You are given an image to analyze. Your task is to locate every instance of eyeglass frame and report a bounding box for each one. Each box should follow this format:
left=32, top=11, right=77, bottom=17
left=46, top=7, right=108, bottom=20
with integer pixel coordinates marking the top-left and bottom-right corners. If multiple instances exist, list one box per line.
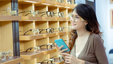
left=0, top=50, right=13, bottom=61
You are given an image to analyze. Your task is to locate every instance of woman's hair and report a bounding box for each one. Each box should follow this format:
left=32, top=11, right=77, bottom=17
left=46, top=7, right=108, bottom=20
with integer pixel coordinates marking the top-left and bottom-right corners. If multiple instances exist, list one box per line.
left=69, top=4, right=103, bottom=52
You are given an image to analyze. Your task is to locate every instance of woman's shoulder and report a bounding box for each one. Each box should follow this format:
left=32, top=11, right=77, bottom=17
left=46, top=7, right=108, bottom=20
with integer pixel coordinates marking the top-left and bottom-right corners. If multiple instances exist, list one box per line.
left=90, top=33, right=100, bottom=39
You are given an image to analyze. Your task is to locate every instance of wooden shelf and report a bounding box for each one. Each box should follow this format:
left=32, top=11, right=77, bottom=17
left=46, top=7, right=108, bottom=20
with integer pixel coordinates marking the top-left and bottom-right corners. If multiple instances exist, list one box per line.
left=53, top=58, right=65, bottom=64
left=18, top=0, right=42, bottom=3
left=42, top=17, right=57, bottom=21
left=56, top=32, right=67, bottom=35
left=66, top=17, right=70, bottom=21
left=0, top=16, right=21, bottom=21
left=0, top=0, right=11, bottom=1
left=41, top=0, right=54, bottom=5
left=65, top=4, right=76, bottom=9
left=57, top=17, right=66, bottom=21
left=56, top=61, right=65, bottom=64
left=21, top=16, right=42, bottom=21
left=55, top=2, right=65, bottom=7
left=20, top=51, right=44, bottom=60
left=0, top=56, right=23, bottom=64
left=43, top=33, right=57, bottom=37
left=19, top=34, right=44, bottom=41
left=41, top=48, right=57, bottom=55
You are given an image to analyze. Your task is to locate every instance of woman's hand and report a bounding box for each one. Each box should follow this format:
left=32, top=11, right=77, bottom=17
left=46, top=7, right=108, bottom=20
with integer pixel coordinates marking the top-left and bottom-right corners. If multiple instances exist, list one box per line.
left=55, top=43, right=68, bottom=54
left=61, top=53, right=85, bottom=64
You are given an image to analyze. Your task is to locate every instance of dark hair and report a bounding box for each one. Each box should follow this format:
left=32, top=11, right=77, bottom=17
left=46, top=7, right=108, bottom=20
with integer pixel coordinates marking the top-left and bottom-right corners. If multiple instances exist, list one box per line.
left=69, top=4, right=103, bottom=52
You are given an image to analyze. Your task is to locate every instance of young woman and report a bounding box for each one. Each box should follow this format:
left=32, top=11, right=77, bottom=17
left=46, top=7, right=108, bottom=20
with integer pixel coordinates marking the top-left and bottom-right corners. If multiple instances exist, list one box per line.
left=56, top=4, right=109, bottom=64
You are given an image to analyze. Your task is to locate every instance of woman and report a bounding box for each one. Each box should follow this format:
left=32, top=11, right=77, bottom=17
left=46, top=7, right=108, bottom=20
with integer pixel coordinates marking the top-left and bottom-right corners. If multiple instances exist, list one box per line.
left=55, top=4, right=108, bottom=64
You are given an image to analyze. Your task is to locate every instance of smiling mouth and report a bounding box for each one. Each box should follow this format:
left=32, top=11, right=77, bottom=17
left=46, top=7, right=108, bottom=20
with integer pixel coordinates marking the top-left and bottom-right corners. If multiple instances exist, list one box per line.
left=72, top=24, right=76, bottom=26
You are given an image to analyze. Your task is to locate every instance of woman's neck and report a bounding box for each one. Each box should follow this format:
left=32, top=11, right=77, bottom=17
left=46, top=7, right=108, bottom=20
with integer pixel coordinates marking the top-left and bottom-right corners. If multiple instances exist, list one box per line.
left=76, top=28, right=90, bottom=38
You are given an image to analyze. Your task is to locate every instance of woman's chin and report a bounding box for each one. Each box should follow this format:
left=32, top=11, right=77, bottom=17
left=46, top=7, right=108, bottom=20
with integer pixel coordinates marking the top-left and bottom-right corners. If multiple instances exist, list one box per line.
left=71, top=26, right=77, bottom=30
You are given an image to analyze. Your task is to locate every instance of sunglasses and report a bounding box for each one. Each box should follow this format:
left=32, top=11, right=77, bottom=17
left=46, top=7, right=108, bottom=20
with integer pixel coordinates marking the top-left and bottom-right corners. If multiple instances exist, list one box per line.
left=0, top=50, right=13, bottom=61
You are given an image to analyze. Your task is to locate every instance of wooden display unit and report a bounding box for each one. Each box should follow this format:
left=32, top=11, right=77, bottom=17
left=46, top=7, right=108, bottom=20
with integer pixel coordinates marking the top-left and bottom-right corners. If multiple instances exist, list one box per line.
left=0, top=0, right=76, bottom=64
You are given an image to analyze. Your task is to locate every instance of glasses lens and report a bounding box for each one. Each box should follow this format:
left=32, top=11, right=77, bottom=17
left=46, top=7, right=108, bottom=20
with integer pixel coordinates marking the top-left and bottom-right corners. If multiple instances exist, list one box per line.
left=6, top=50, right=13, bottom=58
left=0, top=52, right=6, bottom=61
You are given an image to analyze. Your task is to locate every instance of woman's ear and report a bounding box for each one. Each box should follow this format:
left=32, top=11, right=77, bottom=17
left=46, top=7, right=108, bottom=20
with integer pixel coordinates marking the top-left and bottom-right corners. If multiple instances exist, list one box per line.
left=84, top=21, right=88, bottom=25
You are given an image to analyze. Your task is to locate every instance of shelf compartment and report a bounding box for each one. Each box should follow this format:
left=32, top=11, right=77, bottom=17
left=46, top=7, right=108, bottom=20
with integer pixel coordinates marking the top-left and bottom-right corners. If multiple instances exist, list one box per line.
left=41, top=0, right=54, bottom=5
left=0, top=1, right=11, bottom=16
left=0, top=16, right=21, bottom=21
left=19, top=21, right=34, bottom=35
left=18, top=3, right=33, bottom=16
left=55, top=2, right=65, bottom=7
left=41, top=48, right=57, bottom=55
left=65, top=4, right=76, bottom=9
left=20, top=51, right=44, bottom=60
left=0, top=56, right=23, bottom=64
left=56, top=32, right=67, bottom=36
left=43, top=33, right=57, bottom=37
left=21, top=16, right=42, bottom=21
left=0, top=21, right=13, bottom=52
left=19, top=34, right=44, bottom=41
left=42, top=17, right=57, bottom=21
left=18, top=0, right=42, bottom=3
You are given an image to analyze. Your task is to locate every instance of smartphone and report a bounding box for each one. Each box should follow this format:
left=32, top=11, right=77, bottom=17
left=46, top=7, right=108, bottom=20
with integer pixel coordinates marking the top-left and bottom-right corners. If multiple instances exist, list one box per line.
left=54, top=39, right=70, bottom=52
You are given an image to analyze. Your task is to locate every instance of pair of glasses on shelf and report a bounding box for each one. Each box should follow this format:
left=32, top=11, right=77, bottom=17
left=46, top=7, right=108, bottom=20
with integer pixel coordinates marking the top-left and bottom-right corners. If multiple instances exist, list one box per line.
left=0, top=7, right=17, bottom=16
left=36, top=11, right=64, bottom=18
left=37, top=58, right=55, bottom=64
left=25, top=43, right=55, bottom=52
left=22, top=28, right=55, bottom=35
left=50, top=55, right=65, bottom=62
left=67, top=0, right=72, bottom=4
left=22, top=26, right=71, bottom=35
left=18, top=10, right=35, bottom=16
left=0, top=50, right=13, bottom=61
left=56, top=0, right=64, bottom=3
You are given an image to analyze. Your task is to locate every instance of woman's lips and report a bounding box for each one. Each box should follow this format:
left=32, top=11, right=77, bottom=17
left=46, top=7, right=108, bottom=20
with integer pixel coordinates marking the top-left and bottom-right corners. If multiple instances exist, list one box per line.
left=72, top=24, right=76, bottom=26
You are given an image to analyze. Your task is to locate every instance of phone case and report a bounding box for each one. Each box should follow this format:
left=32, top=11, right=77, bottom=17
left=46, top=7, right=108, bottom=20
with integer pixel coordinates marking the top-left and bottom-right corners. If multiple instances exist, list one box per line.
left=54, top=39, right=70, bottom=52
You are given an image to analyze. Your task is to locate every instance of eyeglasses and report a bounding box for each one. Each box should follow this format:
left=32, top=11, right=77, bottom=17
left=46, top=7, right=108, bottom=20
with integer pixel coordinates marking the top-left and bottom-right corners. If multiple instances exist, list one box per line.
left=0, top=50, right=13, bottom=61
left=70, top=14, right=85, bottom=22
left=25, top=43, right=55, bottom=52
left=22, top=27, right=71, bottom=35
left=50, top=55, right=65, bottom=62
left=18, top=10, right=36, bottom=16
left=56, top=0, right=64, bottom=3
left=67, top=0, right=72, bottom=4
left=0, top=7, right=17, bottom=16
left=37, top=58, right=55, bottom=64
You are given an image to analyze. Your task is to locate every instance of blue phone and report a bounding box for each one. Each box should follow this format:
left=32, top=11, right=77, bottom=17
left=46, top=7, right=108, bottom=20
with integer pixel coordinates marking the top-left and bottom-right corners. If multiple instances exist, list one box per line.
left=54, top=39, right=70, bottom=52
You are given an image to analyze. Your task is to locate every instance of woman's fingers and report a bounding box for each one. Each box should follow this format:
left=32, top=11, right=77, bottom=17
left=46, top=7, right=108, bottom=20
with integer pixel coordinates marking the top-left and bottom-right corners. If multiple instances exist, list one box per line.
left=59, top=45, right=64, bottom=50
left=60, top=48, right=68, bottom=53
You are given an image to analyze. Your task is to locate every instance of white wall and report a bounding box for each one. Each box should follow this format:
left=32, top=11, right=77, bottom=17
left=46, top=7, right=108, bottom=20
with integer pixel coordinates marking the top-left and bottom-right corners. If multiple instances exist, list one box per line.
left=96, top=0, right=113, bottom=57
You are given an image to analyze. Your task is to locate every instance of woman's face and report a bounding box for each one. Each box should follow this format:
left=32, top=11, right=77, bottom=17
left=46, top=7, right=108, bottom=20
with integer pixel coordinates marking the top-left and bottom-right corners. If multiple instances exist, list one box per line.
left=70, top=10, right=87, bottom=30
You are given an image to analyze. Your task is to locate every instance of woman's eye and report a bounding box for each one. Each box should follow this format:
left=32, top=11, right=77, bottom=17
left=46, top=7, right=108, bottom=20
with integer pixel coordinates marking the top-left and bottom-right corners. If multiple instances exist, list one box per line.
left=76, top=16, right=79, bottom=18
